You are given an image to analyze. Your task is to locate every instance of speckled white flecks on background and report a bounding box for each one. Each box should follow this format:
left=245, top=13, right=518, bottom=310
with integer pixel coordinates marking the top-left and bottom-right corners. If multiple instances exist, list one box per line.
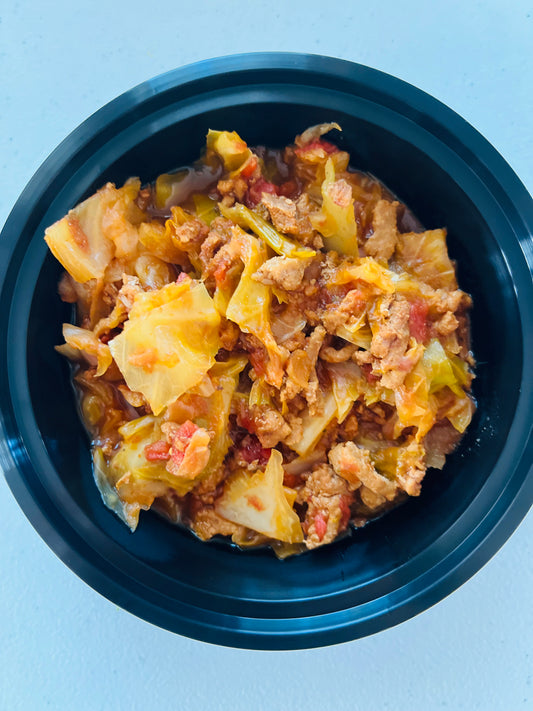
left=0, top=2, right=532, bottom=710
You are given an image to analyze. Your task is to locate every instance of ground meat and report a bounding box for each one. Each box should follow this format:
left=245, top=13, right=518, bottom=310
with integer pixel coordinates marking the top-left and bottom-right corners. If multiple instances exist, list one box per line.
left=217, top=176, right=248, bottom=204
left=364, top=200, right=399, bottom=260
left=370, top=295, right=412, bottom=388
left=299, top=464, right=354, bottom=550
left=434, top=310, right=459, bottom=336
left=253, top=256, right=308, bottom=291
left=252, top=406, right=292, bottom=448
left=199, top=217, right=234, bottom=270
left=117, top=274, right=143, bottom=311
left=282, top=326, right=326, bottom=412
left=395, top=441, right=426, bottom=496
left=429, top=288, right=471, bottom=314
left=328, top=442, right=397, bottom=500
left=191, top=507, right=247, bottom=541
left=261, top=193, right=312, bottom=235
left=169, top=216, right=208, bottom=249
left=321, top=289, right=366, bottom=335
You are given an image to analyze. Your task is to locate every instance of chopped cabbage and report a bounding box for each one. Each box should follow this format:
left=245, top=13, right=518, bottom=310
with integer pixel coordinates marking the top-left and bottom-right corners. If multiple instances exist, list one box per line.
left=206, top=129, right=252, bottom=171
left=294, top=122, right=342, bottom=147
left=138, top=221, right=185, bottom=264
left=57, top=323, right=112, bottom=376
left=44, top=185, right=116, bottom=283
left=396, top=229, right=457, bottom=290
left=108, top=279, right=220, bottom=415
left=291, top=391, right=338, bottom=456
left=92, top=447, right=143, bottom=531
left=335, top=312, right=373, bottom=349
left=215, top=450, right=303, bottom=543
left=193, top=193, right=218, bottom=225
left=311, top=158, right=358, bottom=255
left=224, top=228, right=286, bottom=386
left=334, top=257, right=396, bottom=293
left=220, top=203, right=316, bottom=259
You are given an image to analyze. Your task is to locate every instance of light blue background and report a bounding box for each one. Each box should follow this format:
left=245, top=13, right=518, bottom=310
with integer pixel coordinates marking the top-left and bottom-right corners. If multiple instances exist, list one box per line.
left=1, top=2, right=531, bottom=709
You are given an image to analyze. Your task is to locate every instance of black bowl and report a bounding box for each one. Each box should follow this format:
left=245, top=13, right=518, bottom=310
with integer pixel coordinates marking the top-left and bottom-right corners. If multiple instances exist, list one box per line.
left=1, top=54, right=532, bottom=650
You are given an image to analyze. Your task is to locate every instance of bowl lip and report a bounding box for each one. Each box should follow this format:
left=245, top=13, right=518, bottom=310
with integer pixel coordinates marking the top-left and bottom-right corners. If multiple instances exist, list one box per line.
left=1, top=52, right=532, bottom=650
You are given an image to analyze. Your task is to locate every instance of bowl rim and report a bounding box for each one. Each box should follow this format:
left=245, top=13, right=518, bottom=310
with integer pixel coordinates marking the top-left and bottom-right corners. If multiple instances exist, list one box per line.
left=1, top=52, right=532, bottom=650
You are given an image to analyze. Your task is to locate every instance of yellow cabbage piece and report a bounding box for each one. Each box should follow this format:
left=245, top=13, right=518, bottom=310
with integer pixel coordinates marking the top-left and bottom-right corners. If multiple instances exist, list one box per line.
left=333, top=257, right=396, bottom=293
left=57, top=323, right=112, bottom=376
left=395, top=339, right=473, bottom=438
left=92, top=447, right=144, bottom=531
left=206, top=129, right=252, bottom=171
left=396, top=229, right=457, bottom=290
left=110, top=415, right=193, bottom=491
left=215, top=450, right=303, bottom=543
left=193, top=193, right=218, bottom=225
left=422, top=338, right=462, bottom=395
left=291, top=390, right=338, bottom=457
left=108, top=278, right=221, bottom=415
left=311, top=158, right=358, bottom=255
left=220, top=203, right=316, bottom=259
left=327, top=362, right=394, bottom=423
left=45, top=180, right=142, bottom=282
left=138, top=221, right=185, bottom=264
left=224, top=228, right=286, bottom=386
left=335, top=312, right=373, bottom=349
left=44, top=186, right=116, bottom=283
left=199, top=357, right=247, bottom=479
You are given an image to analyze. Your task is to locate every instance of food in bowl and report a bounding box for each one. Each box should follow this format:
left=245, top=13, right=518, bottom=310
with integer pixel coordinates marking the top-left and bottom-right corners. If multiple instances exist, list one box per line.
left=44, top=123, right=475, bottom=556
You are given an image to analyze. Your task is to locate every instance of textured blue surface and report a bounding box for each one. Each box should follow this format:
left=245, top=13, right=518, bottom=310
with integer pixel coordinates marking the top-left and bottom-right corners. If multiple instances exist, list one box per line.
left=1, top=1, right=532, bottom=709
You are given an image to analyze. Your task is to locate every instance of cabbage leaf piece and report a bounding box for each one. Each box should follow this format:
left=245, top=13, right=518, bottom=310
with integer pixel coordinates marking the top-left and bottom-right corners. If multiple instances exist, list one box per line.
left=333, top=257, right=396, bottom=293
left=395, top=338, right=474, bottom=439
left=396, top=229, right=457, bottom=290
left=291, top=390, right=338, bottom=457
left=220, top=203, right=316, bottom=259
left=223, top=228, right=286, bottom=387
left=199, top=357, right=248, bottom=480
left=108, top=278, right=220, bottom=415
left=206, top=129, right=252, bottom=171
left=215, top=450, right=303, bottom=543
left=311, top=158, right=358, bottom=256
left=44, top=180, right=142, bottom=282
left=93, top=417, right=177, bottom=532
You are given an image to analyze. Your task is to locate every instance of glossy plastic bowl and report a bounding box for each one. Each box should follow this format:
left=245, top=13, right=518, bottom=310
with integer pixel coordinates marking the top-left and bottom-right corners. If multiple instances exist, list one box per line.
left=1, top=54, right=532, bottom=650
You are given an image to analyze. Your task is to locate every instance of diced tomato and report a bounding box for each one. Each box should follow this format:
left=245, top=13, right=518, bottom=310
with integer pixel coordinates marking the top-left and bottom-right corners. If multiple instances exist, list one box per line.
left=246, top=494, right=266, bottom=511
left=409, top=299, right=429, bottom=343
left=240, top=155, right=258, bottom=180
left=278, top=179, right=298, bottom=198
left=245, top=177, right=278, bottom=208
left=295, top=139, right=339, bottom=156
left=314, top=512, right=328, bottom=541
left=361, top=363, right=379, bottom=384
left=213, top=260, right=230, bottom=286
left=144, top=440, right=171, bottom=461
left=175, top=420, right=199, bottom=441
left=248, top=346, right=267, bottom=378
left=240, top=434, right=271, bottom=466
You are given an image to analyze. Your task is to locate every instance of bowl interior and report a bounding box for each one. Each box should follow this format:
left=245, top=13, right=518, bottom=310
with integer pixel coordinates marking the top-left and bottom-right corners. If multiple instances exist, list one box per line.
left=21, top=98, right=522, bottom=611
